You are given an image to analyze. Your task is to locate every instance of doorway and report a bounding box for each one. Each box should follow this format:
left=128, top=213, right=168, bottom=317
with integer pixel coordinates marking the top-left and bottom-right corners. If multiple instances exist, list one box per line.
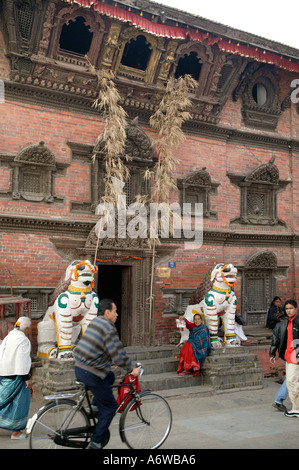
left=97, top=265, right=131, bottom=345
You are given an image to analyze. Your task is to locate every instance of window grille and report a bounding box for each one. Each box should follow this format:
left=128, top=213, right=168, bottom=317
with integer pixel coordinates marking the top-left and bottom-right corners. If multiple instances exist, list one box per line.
left=247, top=278, right=266, bottom=312
left=23, top=173, right=41, bottom=194
left=17, top=2, right=34, bottom=40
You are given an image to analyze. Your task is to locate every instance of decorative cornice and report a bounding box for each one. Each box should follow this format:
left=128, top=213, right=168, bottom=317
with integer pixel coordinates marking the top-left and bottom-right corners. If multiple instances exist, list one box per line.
left=0, top=214, right=95, bottom=236
left=4, top=79, right=299, bottom=152
left=1, top=213, right=299, bottom=246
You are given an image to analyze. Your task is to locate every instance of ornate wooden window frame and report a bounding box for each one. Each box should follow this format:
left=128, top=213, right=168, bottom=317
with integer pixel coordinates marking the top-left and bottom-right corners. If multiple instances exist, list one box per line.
left=238, top=250, right=288, bottom=325
left=113, top=28, right=165, bottom=83
left=0, top=142, right=68, bottom=204
left=0, top=286, right=54, bottom=320
left=13, top=0, right=43, bottom=55
left=70, top=120, right=156, bottom=213
left=47, top=5, right=106, bottom=68
left=233, top=63, right=286, bottom=130
left=228, top=157, right=290, bottom=227
left=177, top=167, right=219, bottom=219
left=173, top=42, right=212, bottom=96
left=161, top=288, right=196, bottom=316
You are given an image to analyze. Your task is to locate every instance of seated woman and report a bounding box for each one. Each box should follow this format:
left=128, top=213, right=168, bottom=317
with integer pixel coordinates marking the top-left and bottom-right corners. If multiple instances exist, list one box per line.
left=266, top=296, right=284, bottom=329
left=177, top=314, right=211, bottom=376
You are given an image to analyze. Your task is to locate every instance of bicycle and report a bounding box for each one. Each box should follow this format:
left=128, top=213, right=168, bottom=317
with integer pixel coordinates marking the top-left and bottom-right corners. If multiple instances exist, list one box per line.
left=26, top=366, right=172, bottom=449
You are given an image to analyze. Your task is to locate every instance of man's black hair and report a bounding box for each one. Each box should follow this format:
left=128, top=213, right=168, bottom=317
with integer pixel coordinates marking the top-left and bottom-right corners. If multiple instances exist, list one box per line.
left=98, top=298, right=114, bottom=316
left=284, top=299, right=298, bottom=311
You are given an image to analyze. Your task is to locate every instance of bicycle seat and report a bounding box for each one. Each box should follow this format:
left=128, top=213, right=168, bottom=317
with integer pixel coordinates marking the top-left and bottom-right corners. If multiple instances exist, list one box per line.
left=75, top=381, right=88, bottom=390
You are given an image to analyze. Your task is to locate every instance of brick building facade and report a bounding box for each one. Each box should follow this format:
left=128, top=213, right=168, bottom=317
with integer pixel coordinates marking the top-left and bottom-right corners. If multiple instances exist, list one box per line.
left=0, top=0, right=299, bottom=352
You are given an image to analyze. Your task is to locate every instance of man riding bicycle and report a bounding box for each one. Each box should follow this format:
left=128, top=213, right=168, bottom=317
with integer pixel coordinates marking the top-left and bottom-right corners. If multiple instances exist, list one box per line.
left=74, top=298, right=140, bottom=449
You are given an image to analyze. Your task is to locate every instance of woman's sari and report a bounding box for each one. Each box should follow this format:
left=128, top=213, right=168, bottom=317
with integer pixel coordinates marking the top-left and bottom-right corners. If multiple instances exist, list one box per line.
left=177, top=322, right=211, bottom=376
left=0, top=376, right=30, bottom=431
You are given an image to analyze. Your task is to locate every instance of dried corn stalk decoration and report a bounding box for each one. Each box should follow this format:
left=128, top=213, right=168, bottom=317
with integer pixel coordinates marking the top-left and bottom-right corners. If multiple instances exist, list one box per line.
left=146, top=75, right=197, bottom=332
left=90, top=65, right=130, bottom=203
left=87, top=61, right=130, bottom=263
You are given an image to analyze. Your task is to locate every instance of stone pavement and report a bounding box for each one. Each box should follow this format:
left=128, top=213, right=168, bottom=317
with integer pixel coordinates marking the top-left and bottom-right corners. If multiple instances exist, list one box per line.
left=0, top=376, right=298, bottom=450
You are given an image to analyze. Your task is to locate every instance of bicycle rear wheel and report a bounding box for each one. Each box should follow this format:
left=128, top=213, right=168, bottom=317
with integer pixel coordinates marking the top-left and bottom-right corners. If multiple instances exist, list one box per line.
left=29, top=399, right=90, bottom=449
left=119, top=392, right=172, bottom=449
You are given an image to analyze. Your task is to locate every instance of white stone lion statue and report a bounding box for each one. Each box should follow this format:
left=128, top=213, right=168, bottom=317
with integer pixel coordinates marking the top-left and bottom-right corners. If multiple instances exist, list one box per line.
left=38, top=260, right=99, bottom=360
left=181, top=263, right=239, bottom=348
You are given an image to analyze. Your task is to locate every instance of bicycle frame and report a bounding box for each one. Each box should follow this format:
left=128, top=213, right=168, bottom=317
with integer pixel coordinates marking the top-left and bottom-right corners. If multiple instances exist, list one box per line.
left=28, top=377, right=152, bottom=449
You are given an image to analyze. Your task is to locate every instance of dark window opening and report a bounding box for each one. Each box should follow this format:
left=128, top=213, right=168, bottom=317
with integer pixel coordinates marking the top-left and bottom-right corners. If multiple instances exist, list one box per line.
left=252, top=83, right=267, bottom=106
left=59, top=16, right=93, bottom=56
left=175, top=51, right=202, bottom=81
left=121, top=35, right=151, bottom=70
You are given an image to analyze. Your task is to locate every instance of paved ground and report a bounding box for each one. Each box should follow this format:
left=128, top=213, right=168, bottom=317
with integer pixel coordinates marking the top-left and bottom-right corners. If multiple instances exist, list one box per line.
left=0, top=376, right=298, bottom=451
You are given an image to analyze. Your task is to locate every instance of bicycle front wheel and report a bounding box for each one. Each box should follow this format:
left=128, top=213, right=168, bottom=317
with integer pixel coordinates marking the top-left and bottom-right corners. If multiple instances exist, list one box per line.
left=29, top=399, right=90, bottom=449
left=119, top=392, right=172, bottom=449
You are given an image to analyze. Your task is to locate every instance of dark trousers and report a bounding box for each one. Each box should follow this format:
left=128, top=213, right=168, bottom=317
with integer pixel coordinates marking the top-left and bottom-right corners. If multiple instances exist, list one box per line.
left=75, top=366, right=118, bottom=444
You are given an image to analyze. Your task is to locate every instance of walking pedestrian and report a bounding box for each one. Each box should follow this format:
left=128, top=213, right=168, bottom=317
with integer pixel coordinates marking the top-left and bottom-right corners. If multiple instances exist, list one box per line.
left=0, top=316, right=33, bottom=439
left=270, top=299, right=299, bottom=417
left=272, top=374, right=288, bottom=412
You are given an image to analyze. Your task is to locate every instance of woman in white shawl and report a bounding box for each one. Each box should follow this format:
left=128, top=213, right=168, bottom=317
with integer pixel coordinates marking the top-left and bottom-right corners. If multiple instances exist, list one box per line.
left=0, top=316, right=33, bottom=439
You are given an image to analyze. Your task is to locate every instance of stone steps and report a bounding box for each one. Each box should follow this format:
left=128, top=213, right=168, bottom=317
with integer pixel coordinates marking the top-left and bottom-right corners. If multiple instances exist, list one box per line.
left=127, top=345, right=263, bottom=394
left=33, top=329, right=268, bottom=395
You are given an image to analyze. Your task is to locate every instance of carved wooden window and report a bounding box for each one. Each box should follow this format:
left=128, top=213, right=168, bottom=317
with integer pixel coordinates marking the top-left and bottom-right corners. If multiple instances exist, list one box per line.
left=174, top=51, right=202, bottom=81
left=252, top=83, right=267, bottom=106
left=114, top=28, right=163, bottom=83
left=16, top=1, right=35, bottom=41
left=59, top=16, right=93, bottom=56
left=98, top=123, right=153, bottom=205
left=49, top=7, right=105, bottom=67
left=121, top=35, right=152, bottom=71
left=233, top=63, right=283, bottom=130
left=70, top=121, right=155, bottom=213
left=228, top=157, right=289, bottom=227
left=0, top=286, right=53, bottom=320
left=162, top=288, right=195, bottom=316
left=13, top=0, right=41, bottom=56
left=177, top=167, right=219, bottom=219
left=247, top=276, right=268, bottom=312
left=239, top=250, right=287, bottom=326
left=7, top=142, right=65, bottom=204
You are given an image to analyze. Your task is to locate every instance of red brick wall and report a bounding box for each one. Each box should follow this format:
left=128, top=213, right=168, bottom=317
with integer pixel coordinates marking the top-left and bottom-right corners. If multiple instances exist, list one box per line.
left=1, top=29, right=299, bottom=348
left=251, top=347, right=285, bottom=378
left=0, top=232, right=68, bottom=286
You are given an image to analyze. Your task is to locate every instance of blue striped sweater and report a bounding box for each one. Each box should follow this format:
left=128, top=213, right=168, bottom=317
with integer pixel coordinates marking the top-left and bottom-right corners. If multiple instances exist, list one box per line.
left=74, top=316, right=133, bottom=379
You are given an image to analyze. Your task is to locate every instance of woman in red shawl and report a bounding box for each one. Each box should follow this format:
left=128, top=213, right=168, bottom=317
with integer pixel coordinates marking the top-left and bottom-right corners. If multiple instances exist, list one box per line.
left=177, top=314, right=211, bottom=376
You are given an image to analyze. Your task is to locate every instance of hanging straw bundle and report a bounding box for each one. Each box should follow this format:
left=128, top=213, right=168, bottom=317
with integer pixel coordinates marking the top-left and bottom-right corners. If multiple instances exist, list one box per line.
left=145, top=74, right=197, bottom=239
left=89, top=63, right=130, bottom=205
left=145, top=74, right=197, bottom=332
left=87, top=61, right=131, bottom=263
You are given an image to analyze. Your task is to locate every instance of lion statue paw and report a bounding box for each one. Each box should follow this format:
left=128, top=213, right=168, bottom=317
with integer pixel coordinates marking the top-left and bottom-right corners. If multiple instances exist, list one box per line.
left=48, top=347, right=74, bottom=360
left=211, top=339, right=223, bottom=348
left=225, top=339, right=240, bottom=347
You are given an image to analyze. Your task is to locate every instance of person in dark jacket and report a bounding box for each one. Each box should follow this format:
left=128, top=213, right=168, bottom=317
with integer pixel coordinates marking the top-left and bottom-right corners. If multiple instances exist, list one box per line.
left=266, top=296, right=284, bottom=329
left=74, top=298, right=140, bottom=448
left=270, top=299, right=299, bottom=417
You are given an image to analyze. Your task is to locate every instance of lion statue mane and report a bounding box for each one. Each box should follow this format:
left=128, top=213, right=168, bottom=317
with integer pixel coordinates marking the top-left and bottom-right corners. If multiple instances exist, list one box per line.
left=181, top=263, right=239, bottom=348
left=37, top=260, right=99, bottom=360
